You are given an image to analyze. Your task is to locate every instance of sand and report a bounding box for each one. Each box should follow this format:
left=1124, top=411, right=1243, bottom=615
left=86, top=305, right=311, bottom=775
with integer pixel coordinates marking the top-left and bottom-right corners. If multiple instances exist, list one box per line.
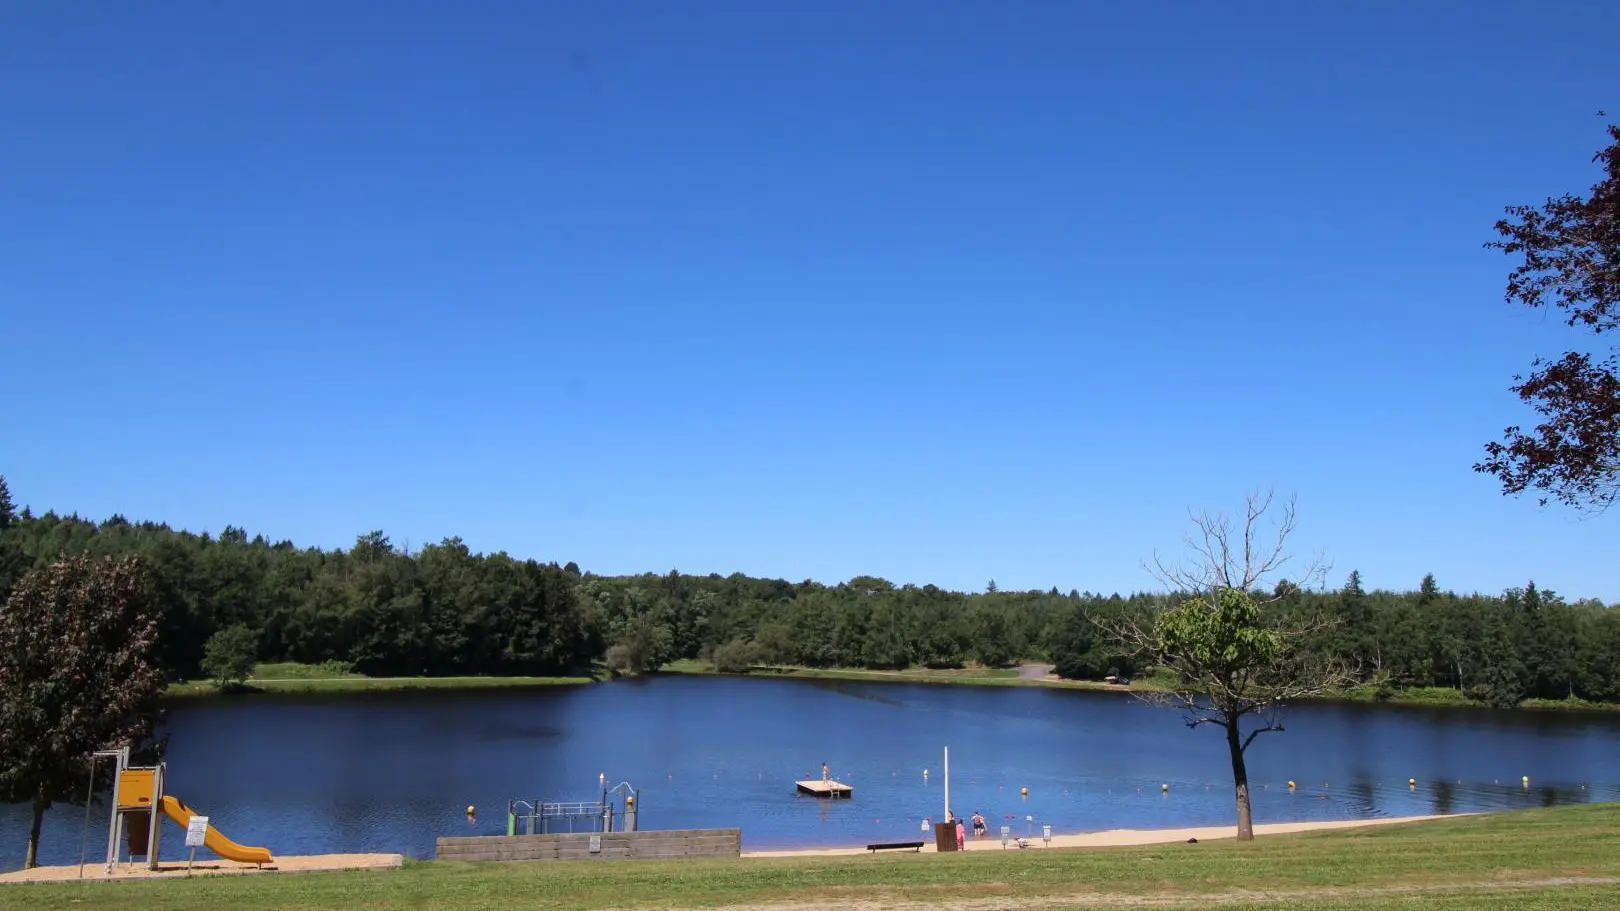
left=741, top=813, right=1462, bottom=857
left=1, top=814, right=1462, bottom=881
left=0, top=852, right=404, bottom=884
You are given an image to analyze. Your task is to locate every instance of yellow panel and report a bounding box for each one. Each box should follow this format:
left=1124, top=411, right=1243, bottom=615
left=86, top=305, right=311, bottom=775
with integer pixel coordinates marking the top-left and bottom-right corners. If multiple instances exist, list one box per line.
left=117, top=768, right=156, bottom=809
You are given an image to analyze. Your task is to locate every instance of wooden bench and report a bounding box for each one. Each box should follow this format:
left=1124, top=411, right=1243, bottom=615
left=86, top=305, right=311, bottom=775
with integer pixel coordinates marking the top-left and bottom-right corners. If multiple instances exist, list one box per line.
left=866, top=841, right=925, bottom=853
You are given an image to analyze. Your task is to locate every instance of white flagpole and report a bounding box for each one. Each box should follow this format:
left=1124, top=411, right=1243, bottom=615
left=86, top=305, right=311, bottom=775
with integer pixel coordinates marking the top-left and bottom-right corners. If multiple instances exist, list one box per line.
left=943, top=746, right=950, bottom=821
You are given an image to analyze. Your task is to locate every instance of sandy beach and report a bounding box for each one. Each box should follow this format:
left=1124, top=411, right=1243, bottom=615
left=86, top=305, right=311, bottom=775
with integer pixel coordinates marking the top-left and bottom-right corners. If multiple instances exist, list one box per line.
left=741, top=813, right=1461, bottom=857
left=0, top=853, right=404, bottom=884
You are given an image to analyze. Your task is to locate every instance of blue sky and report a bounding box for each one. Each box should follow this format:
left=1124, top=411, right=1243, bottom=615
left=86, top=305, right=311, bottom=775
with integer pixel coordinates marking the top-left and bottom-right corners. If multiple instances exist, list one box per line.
left=3, top=1, right=1617, bottom=601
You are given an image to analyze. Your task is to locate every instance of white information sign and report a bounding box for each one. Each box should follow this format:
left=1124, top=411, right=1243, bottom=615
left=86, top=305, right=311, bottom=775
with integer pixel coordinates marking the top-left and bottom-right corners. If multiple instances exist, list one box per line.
left=185, top=816, right=210, bottom=848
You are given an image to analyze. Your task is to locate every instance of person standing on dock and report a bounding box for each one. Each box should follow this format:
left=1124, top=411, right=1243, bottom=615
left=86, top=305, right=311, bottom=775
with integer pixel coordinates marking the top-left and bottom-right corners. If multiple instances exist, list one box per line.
left=822, top=762, right=830, bottom=784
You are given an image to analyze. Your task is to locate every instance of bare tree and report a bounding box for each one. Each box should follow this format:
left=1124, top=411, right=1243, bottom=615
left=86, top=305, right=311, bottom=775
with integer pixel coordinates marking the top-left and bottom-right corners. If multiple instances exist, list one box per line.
left=1103, top=490, right=1353, bottom=841
left=1145, top=489, right=1330, bottom=598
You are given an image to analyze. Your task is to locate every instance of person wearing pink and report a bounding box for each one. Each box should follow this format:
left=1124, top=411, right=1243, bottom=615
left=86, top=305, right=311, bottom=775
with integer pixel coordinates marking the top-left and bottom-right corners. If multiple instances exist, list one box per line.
left=955, top=818, right=966, bottom=850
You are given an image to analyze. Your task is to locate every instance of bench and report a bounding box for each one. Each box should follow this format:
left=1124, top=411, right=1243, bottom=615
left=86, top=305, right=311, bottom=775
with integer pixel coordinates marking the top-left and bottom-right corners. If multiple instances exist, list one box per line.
left=866, top=841, right=925, bottom=853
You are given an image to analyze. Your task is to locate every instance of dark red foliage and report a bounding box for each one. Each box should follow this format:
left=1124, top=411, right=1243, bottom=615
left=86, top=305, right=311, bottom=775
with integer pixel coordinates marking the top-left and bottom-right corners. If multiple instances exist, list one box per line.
left=0, top=555, right=167, bottom=866
left=1477, top=122, right=1620, bottom=511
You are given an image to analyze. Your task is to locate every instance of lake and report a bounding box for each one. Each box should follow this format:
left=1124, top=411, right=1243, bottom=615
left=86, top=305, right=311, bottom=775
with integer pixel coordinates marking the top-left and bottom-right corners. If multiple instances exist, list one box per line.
left=6, top=674, right=1620, bottom=870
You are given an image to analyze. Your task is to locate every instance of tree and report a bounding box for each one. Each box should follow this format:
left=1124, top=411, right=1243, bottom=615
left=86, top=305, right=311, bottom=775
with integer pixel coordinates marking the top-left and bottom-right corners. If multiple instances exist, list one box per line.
left=1104, top=491, right=1351, bottom=841
left=1418, top=573, right=1440, bottom=606
left=201, top=624, right=259, bottom=690
left=605, top=612, right=674, bottom=675
left=710, top=638, right=758, bottom=673
left=1051, top=605, right=1138, bottom=680
left=0, top=475, right=23, bottom=607
left=1476, top=121, right=1620, bottom=512
left=0, top=555, right=167, bottom=868
left=0, top=475, right=15, bottom=532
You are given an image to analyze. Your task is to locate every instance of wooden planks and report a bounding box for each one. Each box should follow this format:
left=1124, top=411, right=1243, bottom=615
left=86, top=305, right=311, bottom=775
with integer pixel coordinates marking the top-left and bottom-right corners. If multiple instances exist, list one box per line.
left=434, top=829, right=742, bottom=863
left=795, top=779, right=853, bottom=798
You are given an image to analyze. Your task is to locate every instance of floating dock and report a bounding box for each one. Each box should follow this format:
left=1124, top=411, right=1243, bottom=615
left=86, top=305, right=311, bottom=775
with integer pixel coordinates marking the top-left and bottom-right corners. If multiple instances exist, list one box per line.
left=796, top=780, right=852, bottom=799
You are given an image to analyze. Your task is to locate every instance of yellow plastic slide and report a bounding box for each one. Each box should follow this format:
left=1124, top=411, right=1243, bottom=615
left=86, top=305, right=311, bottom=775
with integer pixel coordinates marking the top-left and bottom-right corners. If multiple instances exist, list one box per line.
left=159, top=795, right=274, bottom=865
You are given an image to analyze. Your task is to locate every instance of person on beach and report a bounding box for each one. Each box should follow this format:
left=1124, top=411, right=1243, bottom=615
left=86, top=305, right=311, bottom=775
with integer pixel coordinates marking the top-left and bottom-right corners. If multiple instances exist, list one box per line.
left=955, top=817, right=966, bottom=850
left=971, top=812, right=986, bottom=837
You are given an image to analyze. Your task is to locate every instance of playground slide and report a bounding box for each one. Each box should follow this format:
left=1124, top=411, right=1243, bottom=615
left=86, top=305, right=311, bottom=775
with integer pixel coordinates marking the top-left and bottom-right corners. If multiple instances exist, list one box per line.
left=159, top=795, right=274, bottom=865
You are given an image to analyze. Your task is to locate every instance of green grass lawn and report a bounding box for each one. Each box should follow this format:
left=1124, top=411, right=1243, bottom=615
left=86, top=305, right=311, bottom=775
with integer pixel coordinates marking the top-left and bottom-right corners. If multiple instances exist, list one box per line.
left=7, top=803, right=1617, bottom=910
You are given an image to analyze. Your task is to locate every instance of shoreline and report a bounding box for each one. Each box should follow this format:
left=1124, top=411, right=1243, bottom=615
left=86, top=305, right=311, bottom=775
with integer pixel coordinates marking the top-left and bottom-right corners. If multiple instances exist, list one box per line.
left=659, top=663, right=1620, bottom=715
left=159, top=662, right=1620, bottom=716
left=740, top=812, right=1468, bottom=857
left=162, top=674, right=596, bottom=700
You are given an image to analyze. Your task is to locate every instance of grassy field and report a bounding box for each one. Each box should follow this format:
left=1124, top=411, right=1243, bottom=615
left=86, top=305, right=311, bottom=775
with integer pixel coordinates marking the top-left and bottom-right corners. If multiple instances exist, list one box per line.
left=164, top=661, right=595, bottom=699
left=5, top=804, right=1620, bottom=910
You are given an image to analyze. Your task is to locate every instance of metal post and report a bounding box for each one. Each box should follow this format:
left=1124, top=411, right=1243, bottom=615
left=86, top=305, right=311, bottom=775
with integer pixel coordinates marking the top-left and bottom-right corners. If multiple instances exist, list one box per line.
left=79, top=755, right=98, bottom=879
left=145, top=763, right=164, bottom=871
left=943, top=746, right=950, bottom=821
left=104, top=747, right=128, bottom=873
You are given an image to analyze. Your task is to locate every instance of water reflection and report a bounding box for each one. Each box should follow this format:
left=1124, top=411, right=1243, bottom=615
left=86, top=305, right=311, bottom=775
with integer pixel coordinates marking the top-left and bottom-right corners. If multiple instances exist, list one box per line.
left=3, top=676, right=1620, bottom=869
left=1432, top=779, right=1455, bottom=815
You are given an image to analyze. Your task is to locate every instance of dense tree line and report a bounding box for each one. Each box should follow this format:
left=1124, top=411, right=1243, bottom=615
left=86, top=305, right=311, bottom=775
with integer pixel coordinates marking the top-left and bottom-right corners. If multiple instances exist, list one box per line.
left=0, top=478, right=1617, bottom=707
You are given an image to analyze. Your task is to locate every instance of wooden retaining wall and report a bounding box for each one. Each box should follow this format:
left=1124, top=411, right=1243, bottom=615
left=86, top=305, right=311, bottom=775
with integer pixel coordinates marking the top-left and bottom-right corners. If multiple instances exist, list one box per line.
left=434, top=828, right=742, bottom=862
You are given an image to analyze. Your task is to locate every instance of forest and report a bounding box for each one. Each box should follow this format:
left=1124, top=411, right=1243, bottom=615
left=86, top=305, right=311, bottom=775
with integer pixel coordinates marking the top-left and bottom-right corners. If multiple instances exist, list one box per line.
left=1, top=478, right=1618, bottom=710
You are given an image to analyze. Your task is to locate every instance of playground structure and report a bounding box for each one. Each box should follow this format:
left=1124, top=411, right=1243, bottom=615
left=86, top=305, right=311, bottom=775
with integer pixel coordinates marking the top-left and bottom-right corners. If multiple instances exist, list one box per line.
left=507, top=776, right=641, bottom=836
left=90, top=746, right=273, bottom=871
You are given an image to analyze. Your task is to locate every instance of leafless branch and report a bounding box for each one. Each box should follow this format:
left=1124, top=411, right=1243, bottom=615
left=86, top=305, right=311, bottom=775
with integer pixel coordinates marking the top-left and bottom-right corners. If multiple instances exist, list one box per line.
left=1142, top=489, right=1331, bottom=599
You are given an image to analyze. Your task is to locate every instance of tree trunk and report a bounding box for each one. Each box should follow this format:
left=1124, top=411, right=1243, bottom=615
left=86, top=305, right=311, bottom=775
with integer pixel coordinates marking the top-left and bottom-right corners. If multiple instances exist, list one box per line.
left=25, top=789, right=48, bottom=869
left=1225, top=722, right=1254, bottom=841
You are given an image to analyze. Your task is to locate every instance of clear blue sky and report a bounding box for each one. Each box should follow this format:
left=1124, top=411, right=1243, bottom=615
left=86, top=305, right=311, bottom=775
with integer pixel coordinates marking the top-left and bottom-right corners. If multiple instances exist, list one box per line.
left=3, top=1, right=1617, bottom=601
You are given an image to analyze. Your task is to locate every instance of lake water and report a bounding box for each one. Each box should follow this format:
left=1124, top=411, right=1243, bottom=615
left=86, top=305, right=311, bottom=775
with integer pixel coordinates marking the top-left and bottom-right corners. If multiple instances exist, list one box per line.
left=6, top=674, right=1620, bottom=870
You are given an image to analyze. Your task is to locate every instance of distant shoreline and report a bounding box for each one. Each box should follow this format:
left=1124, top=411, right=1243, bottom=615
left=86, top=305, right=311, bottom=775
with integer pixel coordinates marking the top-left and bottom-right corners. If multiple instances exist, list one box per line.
left=161, top=660, right=1620, bottom=715
left=162, top=673, right=594, bottom=700
left=657, top=660, right=1620, bottom=715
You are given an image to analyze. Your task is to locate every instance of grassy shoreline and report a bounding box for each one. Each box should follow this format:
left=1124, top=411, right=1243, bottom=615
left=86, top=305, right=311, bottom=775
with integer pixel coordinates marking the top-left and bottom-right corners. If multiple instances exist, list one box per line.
left=659, top=660, right=1620, bottom=714
left=5, top=803, right=1620, bottom=909
left=163, top=661, right=595, bottom=699
left=162, top=659, right=1620, bottom=715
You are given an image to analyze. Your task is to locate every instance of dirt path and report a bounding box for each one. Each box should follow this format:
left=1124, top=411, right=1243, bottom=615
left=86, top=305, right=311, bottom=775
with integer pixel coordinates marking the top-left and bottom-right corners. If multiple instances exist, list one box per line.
left=1016, top=663, right=1054, bottom=681
left=668, top=875, right=1620, bottom=911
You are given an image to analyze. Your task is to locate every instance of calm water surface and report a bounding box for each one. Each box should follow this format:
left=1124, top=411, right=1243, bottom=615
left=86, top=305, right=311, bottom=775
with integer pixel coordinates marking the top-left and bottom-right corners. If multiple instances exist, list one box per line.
left=6, top=675, right=1620, bottom=870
